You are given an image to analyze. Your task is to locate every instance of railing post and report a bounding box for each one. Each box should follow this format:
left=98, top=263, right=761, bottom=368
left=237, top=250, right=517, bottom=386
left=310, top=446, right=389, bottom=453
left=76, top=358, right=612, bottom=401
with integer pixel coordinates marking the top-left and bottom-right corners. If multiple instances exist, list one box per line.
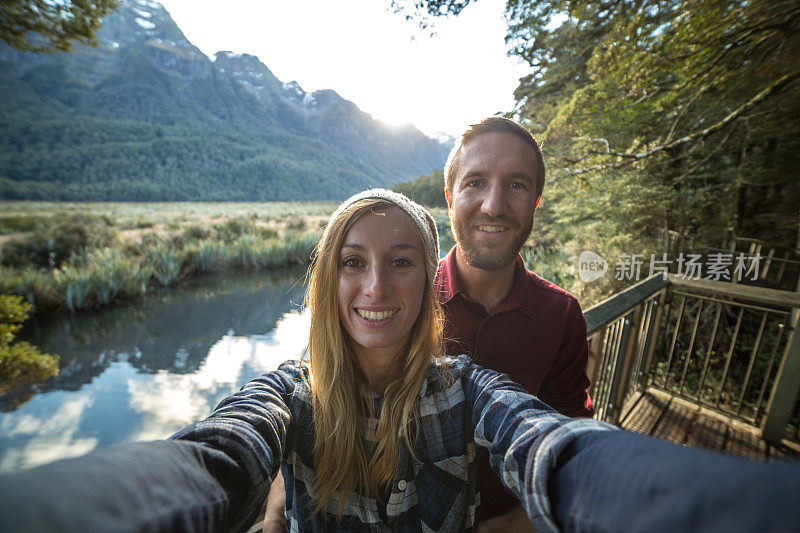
left=761, top=308, right=800, bottom=444
left=638, top=288, right=667, bottom=389
left=604, top=309, right=640, bottom=425
left=586, top=326, right=607, bottom=390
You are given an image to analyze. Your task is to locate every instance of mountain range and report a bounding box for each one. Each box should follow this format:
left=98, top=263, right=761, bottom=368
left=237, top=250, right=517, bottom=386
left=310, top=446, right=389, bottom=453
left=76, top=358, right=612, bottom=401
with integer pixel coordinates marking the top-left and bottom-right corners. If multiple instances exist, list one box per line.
left=0, top=0, right=453, bottom=201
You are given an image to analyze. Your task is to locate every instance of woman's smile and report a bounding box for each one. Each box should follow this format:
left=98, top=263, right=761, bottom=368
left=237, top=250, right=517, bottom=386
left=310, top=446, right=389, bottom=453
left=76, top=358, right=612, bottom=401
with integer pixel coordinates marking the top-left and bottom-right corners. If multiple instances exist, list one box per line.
left=355, top=307, right=399, bottom=322
left=337, top=206, right=426, bottom=374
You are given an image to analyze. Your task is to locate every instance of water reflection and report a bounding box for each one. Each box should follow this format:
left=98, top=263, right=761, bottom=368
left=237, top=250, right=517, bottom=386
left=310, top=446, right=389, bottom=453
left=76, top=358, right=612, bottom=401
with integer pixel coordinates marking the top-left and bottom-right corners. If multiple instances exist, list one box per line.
left=0, top=269, right=310, bottom=473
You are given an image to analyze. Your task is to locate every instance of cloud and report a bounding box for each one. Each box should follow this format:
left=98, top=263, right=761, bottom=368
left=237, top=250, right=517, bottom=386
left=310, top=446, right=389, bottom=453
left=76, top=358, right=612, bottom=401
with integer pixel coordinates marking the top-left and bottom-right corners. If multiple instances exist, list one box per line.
left=0, top=394, right=98, bottom=472
left=125, top=310, right=310, bottom=442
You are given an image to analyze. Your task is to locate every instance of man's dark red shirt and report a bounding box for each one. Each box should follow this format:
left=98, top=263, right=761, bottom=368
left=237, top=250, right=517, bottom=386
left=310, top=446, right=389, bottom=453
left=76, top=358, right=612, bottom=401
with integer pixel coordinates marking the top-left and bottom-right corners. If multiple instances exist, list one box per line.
left=435, top=246, right=593, bottom=518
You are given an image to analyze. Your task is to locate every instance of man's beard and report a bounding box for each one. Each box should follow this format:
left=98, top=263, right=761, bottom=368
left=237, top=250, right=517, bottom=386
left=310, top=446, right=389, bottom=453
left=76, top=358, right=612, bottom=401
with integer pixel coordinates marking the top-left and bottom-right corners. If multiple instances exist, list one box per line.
left=451, top=213, right=533, bottom=272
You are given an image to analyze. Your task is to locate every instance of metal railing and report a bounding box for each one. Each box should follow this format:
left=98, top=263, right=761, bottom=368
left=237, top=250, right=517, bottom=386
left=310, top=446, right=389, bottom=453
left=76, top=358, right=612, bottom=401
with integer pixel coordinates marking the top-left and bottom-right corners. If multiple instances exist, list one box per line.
left=656, top=231, right=800, bottom=291
left=585, top=274, right=800, bottom=446
left=585, top=275, right=668, bottom=424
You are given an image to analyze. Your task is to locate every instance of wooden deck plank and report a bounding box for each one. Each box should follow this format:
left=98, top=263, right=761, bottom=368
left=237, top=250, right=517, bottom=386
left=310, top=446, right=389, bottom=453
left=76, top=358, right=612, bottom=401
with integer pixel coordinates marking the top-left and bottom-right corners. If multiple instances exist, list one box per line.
left=651, top=401, right=698, bottom=444
left=686, top=413, right=727, bottom=451
left=726, top=422, right=768, bottom=460
left=620, top=392, right=669, bottom=436
left=618, top=388, right=799, bottom=461
left=620, top=388, right=800, bottom=460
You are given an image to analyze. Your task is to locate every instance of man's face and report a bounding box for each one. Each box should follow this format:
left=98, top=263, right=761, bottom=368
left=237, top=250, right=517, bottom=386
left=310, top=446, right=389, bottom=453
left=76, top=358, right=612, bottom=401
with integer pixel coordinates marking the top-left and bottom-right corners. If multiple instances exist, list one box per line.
left=446, top=131, right=540, bottom=271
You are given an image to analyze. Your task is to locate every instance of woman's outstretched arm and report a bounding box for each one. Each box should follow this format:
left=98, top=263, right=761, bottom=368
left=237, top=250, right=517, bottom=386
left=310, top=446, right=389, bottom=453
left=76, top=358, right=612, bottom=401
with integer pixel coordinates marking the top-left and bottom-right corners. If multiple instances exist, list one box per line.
left=464, top=361, right=800, bottom=533
left=0, top=363, right=300, bottom=533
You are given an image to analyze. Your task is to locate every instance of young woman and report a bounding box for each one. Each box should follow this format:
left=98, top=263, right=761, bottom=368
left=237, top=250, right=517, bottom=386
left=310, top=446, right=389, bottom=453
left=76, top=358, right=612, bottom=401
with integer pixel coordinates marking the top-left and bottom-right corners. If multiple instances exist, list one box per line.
left=182, top=188, right=605, bottom=531
left=1, top=190, right=799, bottom=533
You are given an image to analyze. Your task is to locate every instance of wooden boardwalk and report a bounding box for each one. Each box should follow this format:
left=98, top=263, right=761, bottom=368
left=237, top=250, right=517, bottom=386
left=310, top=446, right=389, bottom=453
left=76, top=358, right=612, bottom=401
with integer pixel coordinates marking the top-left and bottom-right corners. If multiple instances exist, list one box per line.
left=619, top=388, right=798, bottom=461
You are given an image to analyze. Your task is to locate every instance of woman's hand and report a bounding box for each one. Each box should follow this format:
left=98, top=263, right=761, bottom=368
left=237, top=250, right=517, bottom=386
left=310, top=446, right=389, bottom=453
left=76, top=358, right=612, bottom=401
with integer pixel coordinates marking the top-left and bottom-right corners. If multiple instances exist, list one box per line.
left=261, top=472, right=287, bottom=533
left=476, top=504, right=537, bottom=533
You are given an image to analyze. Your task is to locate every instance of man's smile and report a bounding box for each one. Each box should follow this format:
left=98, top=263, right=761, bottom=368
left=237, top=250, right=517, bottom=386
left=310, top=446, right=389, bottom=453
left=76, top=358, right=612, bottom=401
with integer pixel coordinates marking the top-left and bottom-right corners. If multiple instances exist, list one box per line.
left=476, top=225, right=506, bottom=233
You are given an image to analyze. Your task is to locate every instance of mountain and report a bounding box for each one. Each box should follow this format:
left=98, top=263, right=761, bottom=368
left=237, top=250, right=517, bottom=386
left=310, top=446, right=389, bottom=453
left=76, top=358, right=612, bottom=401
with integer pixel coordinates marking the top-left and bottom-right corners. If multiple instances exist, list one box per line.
left=0, top=0, right=450, bottom=201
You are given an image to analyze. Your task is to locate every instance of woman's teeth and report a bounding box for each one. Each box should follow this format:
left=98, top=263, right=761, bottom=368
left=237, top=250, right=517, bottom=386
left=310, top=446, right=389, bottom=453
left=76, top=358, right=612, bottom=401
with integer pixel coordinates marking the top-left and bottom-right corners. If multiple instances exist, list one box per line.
left=358, top=309, right=397, bottom=321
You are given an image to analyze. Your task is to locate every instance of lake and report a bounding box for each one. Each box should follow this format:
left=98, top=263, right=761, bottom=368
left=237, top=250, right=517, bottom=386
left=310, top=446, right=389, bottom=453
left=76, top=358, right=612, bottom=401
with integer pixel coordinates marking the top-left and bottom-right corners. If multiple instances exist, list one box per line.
left=0, top=268, right=310, bottom=473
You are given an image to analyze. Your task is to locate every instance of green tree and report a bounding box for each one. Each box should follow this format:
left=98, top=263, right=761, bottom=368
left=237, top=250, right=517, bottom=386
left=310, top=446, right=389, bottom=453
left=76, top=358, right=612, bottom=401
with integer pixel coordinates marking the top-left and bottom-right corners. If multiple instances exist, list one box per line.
left=392, top=169, right=447, bottom=207
left=393, top=0, right=800, bottom=249
left=0, top=295, right=59, bottom=395
left=0, top=0, right=120, bottom=53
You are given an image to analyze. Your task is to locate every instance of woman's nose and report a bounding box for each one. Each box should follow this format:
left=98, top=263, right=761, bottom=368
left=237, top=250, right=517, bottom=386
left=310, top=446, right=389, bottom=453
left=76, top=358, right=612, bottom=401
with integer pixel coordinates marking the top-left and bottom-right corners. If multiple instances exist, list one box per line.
left=365, top=266, right=390, bottom=299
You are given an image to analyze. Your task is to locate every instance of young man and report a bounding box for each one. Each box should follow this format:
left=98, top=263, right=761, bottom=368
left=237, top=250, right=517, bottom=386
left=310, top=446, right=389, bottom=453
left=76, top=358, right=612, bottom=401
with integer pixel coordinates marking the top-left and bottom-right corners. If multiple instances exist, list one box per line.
left=435, top=116, right=593, bottom=529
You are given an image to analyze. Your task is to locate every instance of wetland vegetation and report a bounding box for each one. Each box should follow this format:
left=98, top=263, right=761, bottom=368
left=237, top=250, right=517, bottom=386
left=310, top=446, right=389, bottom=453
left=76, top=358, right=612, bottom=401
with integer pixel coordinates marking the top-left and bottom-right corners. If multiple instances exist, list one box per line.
left=0, top=202, right=338, bottom=314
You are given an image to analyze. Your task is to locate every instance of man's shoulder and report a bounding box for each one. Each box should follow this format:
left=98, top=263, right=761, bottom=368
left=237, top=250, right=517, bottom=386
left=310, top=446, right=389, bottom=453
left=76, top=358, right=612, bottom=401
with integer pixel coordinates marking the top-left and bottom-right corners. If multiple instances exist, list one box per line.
left=520, top=265, right=581, bottom=309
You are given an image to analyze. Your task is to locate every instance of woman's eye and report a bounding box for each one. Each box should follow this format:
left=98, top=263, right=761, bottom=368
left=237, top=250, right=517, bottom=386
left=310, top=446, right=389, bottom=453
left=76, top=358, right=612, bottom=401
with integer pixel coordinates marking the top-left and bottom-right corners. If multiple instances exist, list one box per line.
left=342, top=257, right=363, bottom=268
left=392, top=258, right=412, bottom=267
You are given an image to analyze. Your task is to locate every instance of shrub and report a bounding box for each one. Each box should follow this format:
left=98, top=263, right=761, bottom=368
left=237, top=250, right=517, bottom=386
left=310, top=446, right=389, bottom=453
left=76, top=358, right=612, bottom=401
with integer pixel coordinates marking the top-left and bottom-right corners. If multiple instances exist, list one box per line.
left=87, top=248, right=128, bottom=306
left=182, top=224, right=211, bottom=242
left=0, top=216, right=115, bottom=269
left=53, top=265, right=92, bottom=311
left=214, top=218, right=257, bottom=243
left=146, top=243, right=182, bottom=286
left=0, top=295, right=59, bottom=395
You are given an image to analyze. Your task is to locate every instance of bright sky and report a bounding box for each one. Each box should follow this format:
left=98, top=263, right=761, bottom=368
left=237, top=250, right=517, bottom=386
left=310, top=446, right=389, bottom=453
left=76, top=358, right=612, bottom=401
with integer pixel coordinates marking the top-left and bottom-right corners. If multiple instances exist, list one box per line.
left=156, top=0, right=529, bottom=137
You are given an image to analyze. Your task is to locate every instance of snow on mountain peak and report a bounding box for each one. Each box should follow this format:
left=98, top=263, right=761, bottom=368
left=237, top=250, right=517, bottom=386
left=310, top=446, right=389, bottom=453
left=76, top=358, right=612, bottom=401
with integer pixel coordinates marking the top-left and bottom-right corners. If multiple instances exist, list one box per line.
left=282, top=81, right=305, bottom=97
left=135, top=17, right=156, bottom=30
left=131, top=6, right=152, bottom=18
left=132, top=0, right=162, bottom=10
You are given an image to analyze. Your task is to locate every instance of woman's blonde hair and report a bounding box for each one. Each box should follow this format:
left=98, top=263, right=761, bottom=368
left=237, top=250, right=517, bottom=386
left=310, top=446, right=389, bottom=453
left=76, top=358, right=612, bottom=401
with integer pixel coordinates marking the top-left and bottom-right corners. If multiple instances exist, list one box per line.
left=304, top=196, right=444, bottom=517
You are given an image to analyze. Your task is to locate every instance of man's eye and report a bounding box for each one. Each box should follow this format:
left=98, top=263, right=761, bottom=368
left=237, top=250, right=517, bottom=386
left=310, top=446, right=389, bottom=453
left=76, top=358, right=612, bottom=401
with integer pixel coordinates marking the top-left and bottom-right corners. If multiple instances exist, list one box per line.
left=510, top=181, right=528, bottom=189
left=465, top=179, right=482, bottom=188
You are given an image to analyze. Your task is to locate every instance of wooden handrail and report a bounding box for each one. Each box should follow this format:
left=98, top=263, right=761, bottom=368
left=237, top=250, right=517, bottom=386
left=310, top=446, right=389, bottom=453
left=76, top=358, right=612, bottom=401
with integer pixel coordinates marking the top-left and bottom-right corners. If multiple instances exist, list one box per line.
left=667, top=274, right=800, bottom=308
left=584, top=275, right=668, bottom=335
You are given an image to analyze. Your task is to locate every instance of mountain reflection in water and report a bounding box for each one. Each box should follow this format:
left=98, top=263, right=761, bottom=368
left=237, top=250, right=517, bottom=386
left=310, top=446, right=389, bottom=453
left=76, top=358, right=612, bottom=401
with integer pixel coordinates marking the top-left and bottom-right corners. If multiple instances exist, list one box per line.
left=0, top=268, right=309, bottom=473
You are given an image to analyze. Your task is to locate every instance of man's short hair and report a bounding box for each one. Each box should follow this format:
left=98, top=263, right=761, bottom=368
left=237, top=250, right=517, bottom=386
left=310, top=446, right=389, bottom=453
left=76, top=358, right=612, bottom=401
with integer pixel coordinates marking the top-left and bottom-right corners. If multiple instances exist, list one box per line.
left=444, top=116, right=545, bottom=199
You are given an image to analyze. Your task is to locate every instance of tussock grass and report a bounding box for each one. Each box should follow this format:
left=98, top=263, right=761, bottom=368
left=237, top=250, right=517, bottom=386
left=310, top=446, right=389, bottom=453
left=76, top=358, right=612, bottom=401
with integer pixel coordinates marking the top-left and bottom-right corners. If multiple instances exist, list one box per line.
left=0, top=202, right=331, bottom=314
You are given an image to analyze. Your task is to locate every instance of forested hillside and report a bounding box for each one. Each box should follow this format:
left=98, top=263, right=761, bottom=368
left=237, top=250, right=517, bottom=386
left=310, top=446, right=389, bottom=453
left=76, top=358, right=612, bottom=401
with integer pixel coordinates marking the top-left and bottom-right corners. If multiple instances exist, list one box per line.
left=392, top=169, right=446, bottom=208
left=0, top=0, right=450, bottom=201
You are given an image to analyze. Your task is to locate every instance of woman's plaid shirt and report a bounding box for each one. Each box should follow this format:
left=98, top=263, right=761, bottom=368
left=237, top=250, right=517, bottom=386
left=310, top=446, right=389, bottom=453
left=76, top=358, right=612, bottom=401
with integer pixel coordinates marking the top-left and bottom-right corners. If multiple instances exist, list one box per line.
left=173, top=355, right=615, bottom=532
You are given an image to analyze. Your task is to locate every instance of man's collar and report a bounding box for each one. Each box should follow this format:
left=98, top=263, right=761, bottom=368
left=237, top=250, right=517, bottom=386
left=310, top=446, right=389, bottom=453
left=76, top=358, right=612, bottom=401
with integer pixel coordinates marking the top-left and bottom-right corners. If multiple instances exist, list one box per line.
left=436, top=245, right=531, bottom=316
left=435, top=245, right=462, bottom=303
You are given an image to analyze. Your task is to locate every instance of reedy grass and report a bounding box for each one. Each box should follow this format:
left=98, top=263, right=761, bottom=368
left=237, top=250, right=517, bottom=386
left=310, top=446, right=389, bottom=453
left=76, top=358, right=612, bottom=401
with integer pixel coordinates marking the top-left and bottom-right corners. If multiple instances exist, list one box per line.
left=0, top=204, right=325, bottom=314
left=87, top=248, right=129, bottom=305
left=53, top=265, right=91, bottom=312
left=147, top=243, right=183, bottom=287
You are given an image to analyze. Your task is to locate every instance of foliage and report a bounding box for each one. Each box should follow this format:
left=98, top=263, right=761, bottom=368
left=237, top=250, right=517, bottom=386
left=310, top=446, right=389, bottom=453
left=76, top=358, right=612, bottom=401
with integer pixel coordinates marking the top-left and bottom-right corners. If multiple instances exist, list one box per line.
left=391, top=0, right=800, bottom=303
left=0, top=203, right=327, bottom=313
left=1, top=215, right=115, bottom=268
left=522, top=0, right=798, bottom=244
left=520, top=244, right=575, bottom=288
left=392, top=169, right=447, bottom=208
left=0, top=294, right=58, bottom=395
left=0, top=0, right=120, bottom=53
left=428, top=214, right=452, bottom=255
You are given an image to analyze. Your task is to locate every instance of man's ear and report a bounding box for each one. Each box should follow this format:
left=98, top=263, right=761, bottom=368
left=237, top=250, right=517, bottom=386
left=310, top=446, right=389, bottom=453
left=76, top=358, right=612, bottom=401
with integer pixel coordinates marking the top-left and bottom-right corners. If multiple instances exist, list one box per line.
left=445, top=187, right=453, bottom=209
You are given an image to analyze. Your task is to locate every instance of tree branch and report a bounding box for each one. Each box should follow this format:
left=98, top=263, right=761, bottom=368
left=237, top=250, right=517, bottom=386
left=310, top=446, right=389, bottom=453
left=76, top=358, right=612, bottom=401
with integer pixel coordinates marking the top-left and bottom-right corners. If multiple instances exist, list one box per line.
left=549, top=70, right=800, bottom=183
